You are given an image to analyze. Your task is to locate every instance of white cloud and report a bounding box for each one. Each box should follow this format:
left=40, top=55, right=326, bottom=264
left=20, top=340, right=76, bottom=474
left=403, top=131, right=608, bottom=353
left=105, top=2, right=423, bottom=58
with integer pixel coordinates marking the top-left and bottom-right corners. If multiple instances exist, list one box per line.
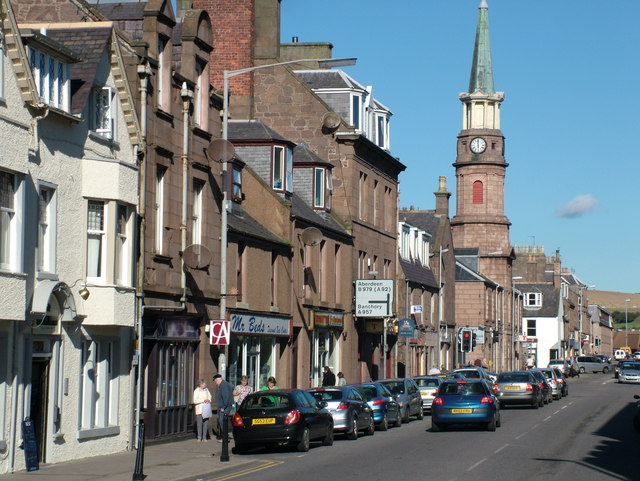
left=555, top=194, right=599, bottom=218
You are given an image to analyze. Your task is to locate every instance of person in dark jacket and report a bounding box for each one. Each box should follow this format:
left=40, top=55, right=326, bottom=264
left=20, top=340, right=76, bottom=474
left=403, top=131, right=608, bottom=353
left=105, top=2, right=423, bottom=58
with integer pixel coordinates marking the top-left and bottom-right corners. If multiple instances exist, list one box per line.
left=322, top=366, right=336, bottom=386
left=213, top=374, right=234, bottom=441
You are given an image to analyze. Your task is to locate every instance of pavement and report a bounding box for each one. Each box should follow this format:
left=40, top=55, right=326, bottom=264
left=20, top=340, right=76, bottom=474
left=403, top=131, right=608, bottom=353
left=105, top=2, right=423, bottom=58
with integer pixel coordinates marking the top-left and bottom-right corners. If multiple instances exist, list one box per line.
left=0, top=437, right=270, bottom=481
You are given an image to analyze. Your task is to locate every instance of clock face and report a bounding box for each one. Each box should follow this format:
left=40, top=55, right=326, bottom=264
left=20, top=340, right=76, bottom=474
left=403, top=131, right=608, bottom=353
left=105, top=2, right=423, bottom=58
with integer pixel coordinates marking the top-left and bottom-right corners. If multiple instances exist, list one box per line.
left=470, top=137, right=487, bottom=154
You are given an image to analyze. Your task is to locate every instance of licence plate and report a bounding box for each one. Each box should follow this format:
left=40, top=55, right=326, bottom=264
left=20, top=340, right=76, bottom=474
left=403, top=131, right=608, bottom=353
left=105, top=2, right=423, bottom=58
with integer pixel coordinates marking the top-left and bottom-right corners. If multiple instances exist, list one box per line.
left=504, top=386, right=519, bottom=390
left=252, top=418, right=276, bottom=425
left=451, top=408, right=472, bottom=414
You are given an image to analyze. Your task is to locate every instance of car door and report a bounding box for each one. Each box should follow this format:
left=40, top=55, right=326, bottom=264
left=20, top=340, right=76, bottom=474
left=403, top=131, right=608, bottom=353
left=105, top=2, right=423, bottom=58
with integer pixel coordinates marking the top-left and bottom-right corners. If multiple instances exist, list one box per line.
left=406, top=379, right=420, bottom=415
left=298, top=391, right=322, bottom=438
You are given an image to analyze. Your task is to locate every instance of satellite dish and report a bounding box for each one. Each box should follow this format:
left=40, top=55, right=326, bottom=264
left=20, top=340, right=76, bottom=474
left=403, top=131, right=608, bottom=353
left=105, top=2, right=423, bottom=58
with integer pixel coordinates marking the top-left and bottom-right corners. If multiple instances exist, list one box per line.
left=322, top=112, right=341, bottom=130
left=301, top=227, right=322, bottom=246
left=206, top=139, right=236, bottom=164
left=182, top=244, right=212, bottom=269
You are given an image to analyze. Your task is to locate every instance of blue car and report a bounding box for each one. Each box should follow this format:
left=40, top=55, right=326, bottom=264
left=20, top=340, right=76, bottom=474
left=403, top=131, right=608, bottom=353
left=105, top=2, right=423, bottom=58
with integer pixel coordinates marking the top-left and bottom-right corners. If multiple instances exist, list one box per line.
left=431, top=379, right=501, bottom=432
left=351, top=383, right=401, bottom=431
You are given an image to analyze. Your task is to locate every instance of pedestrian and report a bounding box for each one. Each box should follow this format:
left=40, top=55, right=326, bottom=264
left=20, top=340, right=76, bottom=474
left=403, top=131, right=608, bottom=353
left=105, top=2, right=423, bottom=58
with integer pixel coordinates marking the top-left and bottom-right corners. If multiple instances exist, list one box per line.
left=322, top=366, right=336, bottom=386
left=337, top=372, right=347, bottom=386
left=260, top=376, right=279, bottom=390
left=233, top=375, right=253, bottom=406
left=193, top=379, right=211, bottom=442
left=213, top=373, right=234, bottom=442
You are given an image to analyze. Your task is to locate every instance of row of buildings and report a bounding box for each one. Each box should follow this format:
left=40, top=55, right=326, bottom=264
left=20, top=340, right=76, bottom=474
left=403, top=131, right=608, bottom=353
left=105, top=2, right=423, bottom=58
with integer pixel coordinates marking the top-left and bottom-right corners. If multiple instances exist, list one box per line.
left=0, top=0, right=612, bottom=472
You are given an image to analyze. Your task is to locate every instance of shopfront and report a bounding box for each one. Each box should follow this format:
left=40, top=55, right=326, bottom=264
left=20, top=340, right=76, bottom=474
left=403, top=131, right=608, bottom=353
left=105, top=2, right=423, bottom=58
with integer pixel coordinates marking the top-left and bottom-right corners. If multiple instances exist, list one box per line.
left=310, top=311, right=343, bottom=387
left=228, top=312, right=291, bottom=390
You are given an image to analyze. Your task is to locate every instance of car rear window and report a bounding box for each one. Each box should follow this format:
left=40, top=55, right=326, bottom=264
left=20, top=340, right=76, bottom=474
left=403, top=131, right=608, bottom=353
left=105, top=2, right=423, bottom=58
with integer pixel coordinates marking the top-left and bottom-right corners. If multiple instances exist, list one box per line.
left=381, top=381, right=405, bottom=395
left=456, top=370, right=481, bottom=379
left=415, top=378, right=440, bottom=388
left=441, top=382, right=486, bottom=396
left=497, top=373, right=530, bottom=383
left=357, top=386, right=378, bottom=400
left=309, top=390, right=342, bottom=402
left=243, top=394, right=290, bottom=410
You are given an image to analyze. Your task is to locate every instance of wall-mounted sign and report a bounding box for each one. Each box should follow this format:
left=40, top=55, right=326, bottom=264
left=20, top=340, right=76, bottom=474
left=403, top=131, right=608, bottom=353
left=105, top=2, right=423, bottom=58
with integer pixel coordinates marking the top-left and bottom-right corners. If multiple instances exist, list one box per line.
left=411, top=305, right=423, bottom=314
left=313, top=311, right=344, bottom=329
left=230, top=312, right=292, bottom=337
left=210, top=320, right=230, bottom=345
left=355, top=279, right=394, bottom=317
left=398, top=318, right=416, bottom=337
left=365, top=320, right=383, bottom=334
left=154, top=317, right=199, bottom=339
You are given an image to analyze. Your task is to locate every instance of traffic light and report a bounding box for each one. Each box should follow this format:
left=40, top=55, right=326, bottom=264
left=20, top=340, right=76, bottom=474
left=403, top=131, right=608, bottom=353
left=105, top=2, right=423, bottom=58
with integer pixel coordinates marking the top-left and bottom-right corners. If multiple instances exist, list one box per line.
left=462, top=330, right=472, bottom=352
left=472, top=331, right=477, bottom=349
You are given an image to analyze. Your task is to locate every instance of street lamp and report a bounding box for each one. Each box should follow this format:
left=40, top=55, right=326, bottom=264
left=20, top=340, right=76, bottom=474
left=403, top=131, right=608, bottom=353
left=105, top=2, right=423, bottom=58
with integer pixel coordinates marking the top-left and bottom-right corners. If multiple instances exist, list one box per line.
left=511, top=276, right=522, bottom=370
left=218, top=57, right=356, bottom=370
left=625, top=298, right=631, bottom=349
left=437, top=247, right=449, bottom=370
left=578, top=284, right=595, bottom=354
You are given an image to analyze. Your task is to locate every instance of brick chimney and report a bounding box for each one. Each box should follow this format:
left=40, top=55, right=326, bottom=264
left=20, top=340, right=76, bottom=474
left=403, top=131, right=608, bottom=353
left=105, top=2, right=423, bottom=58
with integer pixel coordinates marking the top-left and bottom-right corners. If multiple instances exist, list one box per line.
left=434, top=176, right=451, bottom=217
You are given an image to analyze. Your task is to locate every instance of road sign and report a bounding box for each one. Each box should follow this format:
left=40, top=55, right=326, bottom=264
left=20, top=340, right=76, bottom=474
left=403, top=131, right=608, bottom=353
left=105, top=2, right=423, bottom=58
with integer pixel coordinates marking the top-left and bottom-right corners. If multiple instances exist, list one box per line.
left=398, top=318, right=415, bottom=337
left=355, top=279, right=394, bottom=317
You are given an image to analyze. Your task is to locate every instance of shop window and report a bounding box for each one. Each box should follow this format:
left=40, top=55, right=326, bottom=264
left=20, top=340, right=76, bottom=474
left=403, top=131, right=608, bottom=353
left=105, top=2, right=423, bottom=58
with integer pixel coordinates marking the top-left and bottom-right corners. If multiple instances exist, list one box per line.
left=155, top=342, right=194, bottom=409
left=80, top=339, right=119, bottom=432
left=228, top=336, right=276, bottom=391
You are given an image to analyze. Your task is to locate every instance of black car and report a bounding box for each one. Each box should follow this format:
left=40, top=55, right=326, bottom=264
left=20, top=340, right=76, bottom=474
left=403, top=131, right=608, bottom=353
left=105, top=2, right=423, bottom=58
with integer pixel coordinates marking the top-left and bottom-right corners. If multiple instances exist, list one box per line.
left=231, top=389, right=334, bottom=453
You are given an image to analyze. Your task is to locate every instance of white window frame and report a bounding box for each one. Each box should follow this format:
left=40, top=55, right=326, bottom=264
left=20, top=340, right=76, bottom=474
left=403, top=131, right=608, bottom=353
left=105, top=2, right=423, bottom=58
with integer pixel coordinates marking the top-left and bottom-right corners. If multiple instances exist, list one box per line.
left=0, top=170, right=23, bottom=272
left=155, top=167, right=165, bottom=254
left=37, top=182, right=57, bottom=275
left=313, top=167, right=325, bottom=209
left=272, top=146, right=285, bottom=191
left=28, top=46, right=69, bottom=111
left=0, top=32, right=5, bottom=100
left=399, top=223, right=410, bottom=260
left=86, top=200, right=107, bottom=283
left=157, top=36, right=170, bottom=109
left=114, top=203, right=133, bottom=286
left=194, top=58, right=209, bottom=129
left=79, top=339, right=120, bottom=434
left=92, top=86, right=115, bottom=139
left=351, top=93, right=362, bottom=130
left=375, top=113, right=388, bottom=149
left=192, top=179, right=204, bottom=244
left=524, top=292, right=542, bottom=308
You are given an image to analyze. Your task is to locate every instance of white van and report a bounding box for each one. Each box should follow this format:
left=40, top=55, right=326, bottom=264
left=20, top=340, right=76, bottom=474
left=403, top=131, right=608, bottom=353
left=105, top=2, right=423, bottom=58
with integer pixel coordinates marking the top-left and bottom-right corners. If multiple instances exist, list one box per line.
left=614, top=349, right=627, bottom=360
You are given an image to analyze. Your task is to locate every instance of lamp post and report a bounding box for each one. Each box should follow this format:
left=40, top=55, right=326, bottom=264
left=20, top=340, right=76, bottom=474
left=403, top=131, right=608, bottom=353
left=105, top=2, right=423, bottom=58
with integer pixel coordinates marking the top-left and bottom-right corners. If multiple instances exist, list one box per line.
left=219, top=56, right=356, bottom=371
left=625, top=298, right=631, bottom=350
left=577, top=284, right=595, bottom=354
left=437, top=247, right=449, bottom=370
left=511, top=276, right=522, bottom=370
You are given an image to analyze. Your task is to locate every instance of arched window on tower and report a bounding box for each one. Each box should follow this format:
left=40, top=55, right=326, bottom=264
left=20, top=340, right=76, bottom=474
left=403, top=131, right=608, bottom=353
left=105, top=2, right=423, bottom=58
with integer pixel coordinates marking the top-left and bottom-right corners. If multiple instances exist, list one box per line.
left=472, top=180, right=483, bottom=204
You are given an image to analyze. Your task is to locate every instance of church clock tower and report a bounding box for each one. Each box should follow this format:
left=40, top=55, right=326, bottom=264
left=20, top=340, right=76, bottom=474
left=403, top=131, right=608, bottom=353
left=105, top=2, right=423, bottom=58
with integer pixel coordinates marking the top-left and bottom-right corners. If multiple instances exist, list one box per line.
left=451, top=0, right=511, bottom=261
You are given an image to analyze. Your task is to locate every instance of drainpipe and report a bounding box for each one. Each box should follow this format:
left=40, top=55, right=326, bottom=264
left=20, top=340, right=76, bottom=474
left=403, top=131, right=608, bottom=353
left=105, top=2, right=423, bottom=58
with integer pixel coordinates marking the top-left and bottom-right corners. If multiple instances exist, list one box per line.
left=8, top=324, right=24, bottom=472
left=180, top=83, right=192, bottom=307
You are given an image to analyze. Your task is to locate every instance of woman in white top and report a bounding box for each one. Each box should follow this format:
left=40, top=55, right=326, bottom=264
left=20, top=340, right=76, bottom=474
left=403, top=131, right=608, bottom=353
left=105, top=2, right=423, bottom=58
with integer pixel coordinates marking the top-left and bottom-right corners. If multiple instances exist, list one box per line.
left=193, top=379, right=212, bottom=441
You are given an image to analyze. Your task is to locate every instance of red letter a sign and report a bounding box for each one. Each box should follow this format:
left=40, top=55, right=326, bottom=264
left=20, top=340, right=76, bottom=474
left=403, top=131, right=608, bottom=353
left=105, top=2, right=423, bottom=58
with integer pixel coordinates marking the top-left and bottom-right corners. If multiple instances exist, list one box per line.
left=210, top=321, right=230, bottom=345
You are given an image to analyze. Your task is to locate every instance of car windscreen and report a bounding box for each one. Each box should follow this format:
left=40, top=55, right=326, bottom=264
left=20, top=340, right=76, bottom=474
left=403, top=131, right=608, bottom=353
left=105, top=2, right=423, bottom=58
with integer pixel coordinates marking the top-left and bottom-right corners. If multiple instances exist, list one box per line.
left=497, top=373, right=530, bottom=383
left=456, top=370, right=481, bottom=379
left=243, top=393, right=290, bottom=410
left=380, top=382, right=405, bottom=395
left=440, top=382, right=486, bottom=396
left=621, top=363, right=640, bottom=370
left=309, top=390, right=343, bottom=402
left=415, top=378, right=440, bottom=388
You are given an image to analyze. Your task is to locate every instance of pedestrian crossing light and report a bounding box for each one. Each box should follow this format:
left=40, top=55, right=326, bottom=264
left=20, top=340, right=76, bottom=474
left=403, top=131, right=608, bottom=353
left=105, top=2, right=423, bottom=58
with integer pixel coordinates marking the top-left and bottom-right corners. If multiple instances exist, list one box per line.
left=462, top=330, right=472, bottom=352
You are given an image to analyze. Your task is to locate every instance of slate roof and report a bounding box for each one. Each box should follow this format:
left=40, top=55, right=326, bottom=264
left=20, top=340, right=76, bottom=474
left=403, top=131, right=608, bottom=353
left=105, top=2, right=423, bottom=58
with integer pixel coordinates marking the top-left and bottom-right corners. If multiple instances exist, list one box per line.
left=228, top=209, right=289, bottom=247
left=398, top=210, right=440, bottom=236
left=517, top=283, right=560, bottom=318
left=292, top=144, right=332, bottom=167
left=399, top=257, right=437, bottom=288
left=294, top=70, right=364, bottom=91
left=48, top=27, right=112, bottom=115
left=90, top=2, right=145, bottom=41
left=228, top=120, right=292, bottom=144
left=291, top=193, right=349, bottom=239
left=455, top=259, right=497, bottom=286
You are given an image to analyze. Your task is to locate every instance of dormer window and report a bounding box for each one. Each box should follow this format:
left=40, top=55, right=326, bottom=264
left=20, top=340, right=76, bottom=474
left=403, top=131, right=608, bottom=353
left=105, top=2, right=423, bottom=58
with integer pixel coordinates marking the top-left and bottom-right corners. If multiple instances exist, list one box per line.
left=524, top=292, right=542, bottom=308
left=313, top=167, right=332, bottom=210
left=232, top=165, right=242, bottom=202
left=375, top=114, right=389, bottom=149
left=29, top=46, right=69, bottom=111
left=272, top=145, right=293, bottom=193
left=351, top=94, right=362, bottom=130
left=91, top=87, right=115, bottom=139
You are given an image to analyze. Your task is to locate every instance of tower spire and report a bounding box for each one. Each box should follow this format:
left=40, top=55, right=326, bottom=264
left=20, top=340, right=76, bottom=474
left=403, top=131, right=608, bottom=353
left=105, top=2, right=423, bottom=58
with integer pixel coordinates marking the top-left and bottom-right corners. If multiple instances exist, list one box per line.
left=468, top=0, right=494, bottom=94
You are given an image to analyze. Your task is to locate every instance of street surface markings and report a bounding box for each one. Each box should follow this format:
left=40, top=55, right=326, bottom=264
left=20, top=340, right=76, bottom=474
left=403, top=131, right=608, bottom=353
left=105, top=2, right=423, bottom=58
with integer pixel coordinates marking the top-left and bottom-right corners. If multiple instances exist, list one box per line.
left=553, top=410, right=560, bottom=415
left=494, top=443, right=509, bottom=454
left=544, top=416, right=552, bottom=421
left=466, top=457, right=488, bottom=471
left=515, top=432, right=526, bottom=440
left=531, top=423, right=539, bottom=429
left=561, top=405, right=568, bottom=409
left=211, top=459, right=284, bottom=481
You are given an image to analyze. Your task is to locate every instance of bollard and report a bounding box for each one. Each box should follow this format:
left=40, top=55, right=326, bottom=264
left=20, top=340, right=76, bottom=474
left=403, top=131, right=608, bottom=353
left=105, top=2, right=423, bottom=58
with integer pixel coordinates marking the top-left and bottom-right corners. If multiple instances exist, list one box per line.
left=132, top=422, right=145, bottom=480
left=219, top=413, right=229, bottom=462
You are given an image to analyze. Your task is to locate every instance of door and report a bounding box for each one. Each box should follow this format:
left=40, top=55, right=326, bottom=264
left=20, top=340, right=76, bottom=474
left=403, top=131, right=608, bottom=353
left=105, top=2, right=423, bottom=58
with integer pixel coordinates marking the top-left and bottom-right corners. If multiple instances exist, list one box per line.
left=31, top=358, right=49, bottom=462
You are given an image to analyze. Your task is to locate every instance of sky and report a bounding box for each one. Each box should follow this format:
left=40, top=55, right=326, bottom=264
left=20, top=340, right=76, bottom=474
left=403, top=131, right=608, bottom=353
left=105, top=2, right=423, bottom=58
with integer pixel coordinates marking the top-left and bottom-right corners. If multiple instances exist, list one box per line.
left=280, top=0, right=640, bottom=294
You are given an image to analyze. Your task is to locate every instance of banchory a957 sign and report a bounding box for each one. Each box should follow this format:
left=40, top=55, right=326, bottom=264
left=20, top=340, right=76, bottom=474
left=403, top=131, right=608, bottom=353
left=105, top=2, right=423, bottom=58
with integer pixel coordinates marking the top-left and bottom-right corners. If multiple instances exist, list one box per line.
left=355, top=279, right=394, bottom=317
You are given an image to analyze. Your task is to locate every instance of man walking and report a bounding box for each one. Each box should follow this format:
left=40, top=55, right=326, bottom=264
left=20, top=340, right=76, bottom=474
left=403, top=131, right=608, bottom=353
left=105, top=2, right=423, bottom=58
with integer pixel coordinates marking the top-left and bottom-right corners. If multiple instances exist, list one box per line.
left=322, top=366, right=336, bottom=386
left=213, top=374, right=233, bottom=441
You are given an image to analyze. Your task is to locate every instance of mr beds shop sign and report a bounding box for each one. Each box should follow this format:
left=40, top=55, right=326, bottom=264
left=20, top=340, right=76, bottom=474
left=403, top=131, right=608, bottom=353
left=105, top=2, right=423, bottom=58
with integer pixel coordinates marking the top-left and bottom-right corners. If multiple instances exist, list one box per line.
left=210, top=320, right=230, bottom=345
left=355, top=279, right=394, bottom=317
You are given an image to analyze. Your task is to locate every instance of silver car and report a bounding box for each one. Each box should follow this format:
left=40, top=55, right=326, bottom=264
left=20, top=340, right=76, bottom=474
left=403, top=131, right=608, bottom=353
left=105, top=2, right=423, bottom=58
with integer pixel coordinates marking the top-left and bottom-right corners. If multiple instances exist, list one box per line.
left=308, top=386, right=375, bottom=439
left=537, top=367, right=561, bottom=400
left=618, top=362, right=640, bottom=384
left=574, top=356, right=611, bottom=374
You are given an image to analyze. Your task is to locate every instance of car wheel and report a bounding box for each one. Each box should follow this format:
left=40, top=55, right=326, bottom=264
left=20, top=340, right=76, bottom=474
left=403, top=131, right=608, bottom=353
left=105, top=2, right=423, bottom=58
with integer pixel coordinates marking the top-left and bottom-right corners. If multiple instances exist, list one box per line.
left=538, top=395, right=544, bottom=407
left=365, top=416, right=375, bottom=436
left=579, top=367, right=586, bottom=374
left=395, top=412, right=402, bottom=427
left=378, top=414, right=388, bottom=431
left=296, top=427, right=310, bottom=452
left=487, top=417, right=497, bottom=432
left=431, top=421, right=441, bottom=432
left=402, top=407, right=410, bottom=423
left=603, top=367, right=610, bottom=374
left=322, top=427, right=334, bottom=446
left=346, top=417, right=358, bottom=440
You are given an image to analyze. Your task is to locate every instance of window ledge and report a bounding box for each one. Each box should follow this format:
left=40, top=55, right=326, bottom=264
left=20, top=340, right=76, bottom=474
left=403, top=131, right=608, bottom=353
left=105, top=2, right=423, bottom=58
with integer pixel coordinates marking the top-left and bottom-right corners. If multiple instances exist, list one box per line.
left=235, top=302, right=249, bottom=310
left=269, top=306, right=280, bottom=313
left=152, top=253, right=173, bottom=264
left=88, top=131, right=120, bottom=149
left=192, top=126, right=212, bottom=141
left=155, top=108, right=174, bottom=123
left=77, top=425, right=120, bottom=440
left=36, top=272, right=59, bottom=281
left=0, top=269, right=27, bottom=279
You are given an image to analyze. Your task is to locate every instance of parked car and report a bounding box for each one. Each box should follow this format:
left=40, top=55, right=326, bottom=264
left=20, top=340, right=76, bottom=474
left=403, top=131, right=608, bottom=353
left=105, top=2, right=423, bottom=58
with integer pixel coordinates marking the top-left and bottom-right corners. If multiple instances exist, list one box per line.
left=595, top=354, right=612, bottom=363
left=618, top=361, right=640, bottom=384
left=615, top=360, right=638, bottom=379
left=378, top=378, right=423, bottom=422
left=414, top=376, right=444, bottom=412
left=231, top=389, right=334, bottom=453
left=431, top=379, right=501, bottom=431
left=530, top=369, right=553, bottom=404
left=537, top=367, right=562, bottom=400
left=551, top=367, right=569, bottom=397
left=454, top=367, right=494, bottom=383
left=548, top=359, right=571, bottom=376
left=308, top=386, right=374, bottom=439
left=574, top=355, right=611, bottom=374
left=495, top=371, right=542, bottom=408
left=351, top=382, right=401, bottom=430
left=632, top=352, right=640, bottom=360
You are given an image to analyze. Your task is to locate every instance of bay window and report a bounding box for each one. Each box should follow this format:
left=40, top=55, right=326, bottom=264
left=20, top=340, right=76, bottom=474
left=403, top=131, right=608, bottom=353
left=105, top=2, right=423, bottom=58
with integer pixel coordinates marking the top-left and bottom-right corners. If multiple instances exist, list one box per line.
left=86, top=200, right=106, bottom=281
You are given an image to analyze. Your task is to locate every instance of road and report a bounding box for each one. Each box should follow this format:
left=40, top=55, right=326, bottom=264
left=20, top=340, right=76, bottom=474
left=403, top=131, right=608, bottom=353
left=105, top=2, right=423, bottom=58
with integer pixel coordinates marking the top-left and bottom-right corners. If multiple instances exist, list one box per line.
left=212, top=374, right=640, bottom=481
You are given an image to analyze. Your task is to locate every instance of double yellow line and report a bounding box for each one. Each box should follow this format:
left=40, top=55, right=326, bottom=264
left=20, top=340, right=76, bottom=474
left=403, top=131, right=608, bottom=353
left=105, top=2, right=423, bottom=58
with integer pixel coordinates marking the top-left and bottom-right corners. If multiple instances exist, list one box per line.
left=212, top=459, right=284, bottom=480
